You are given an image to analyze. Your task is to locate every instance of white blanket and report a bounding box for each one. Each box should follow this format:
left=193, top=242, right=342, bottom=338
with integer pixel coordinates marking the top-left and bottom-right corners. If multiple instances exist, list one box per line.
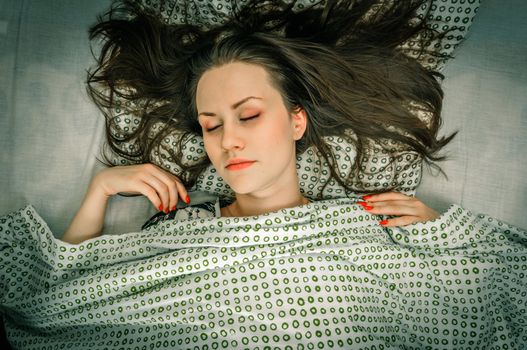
left=1, top=198, right=525, bottom=349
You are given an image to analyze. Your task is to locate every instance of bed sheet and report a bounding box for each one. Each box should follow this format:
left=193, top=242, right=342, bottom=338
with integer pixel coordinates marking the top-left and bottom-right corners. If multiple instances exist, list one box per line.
left=1, top=199, right=526, bottom=348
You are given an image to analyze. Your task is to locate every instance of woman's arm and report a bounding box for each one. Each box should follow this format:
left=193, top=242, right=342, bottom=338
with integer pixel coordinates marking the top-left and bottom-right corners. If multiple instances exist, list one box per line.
left=61, top=163, right=189, bottom=245
left=62, top=179, right=110, bottom=244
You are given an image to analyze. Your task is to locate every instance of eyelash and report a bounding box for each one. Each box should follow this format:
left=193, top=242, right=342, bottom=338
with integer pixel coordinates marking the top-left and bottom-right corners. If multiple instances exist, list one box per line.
left=205, top=115, right=259, bottom=132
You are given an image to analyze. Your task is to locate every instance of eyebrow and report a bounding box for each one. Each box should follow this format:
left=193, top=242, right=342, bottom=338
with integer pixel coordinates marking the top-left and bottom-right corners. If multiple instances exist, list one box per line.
left=198, top=96, right=262, bottom=118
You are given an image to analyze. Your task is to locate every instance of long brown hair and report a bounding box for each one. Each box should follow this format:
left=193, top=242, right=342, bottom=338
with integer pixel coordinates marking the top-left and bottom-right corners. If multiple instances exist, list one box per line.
left=86, top=0, right=458, bottom=198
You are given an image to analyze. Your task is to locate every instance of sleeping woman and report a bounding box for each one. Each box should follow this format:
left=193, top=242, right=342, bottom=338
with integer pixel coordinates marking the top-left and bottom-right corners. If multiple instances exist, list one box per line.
left=62, top=0, right=447, bottom=244
left=1, top=0, right=525, bottom=349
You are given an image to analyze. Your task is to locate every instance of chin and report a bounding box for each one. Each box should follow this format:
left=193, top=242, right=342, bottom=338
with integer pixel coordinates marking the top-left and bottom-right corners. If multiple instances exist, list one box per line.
left=224, top=179, right=259, bottom=195
left=226, top=184, right=254, bottom=195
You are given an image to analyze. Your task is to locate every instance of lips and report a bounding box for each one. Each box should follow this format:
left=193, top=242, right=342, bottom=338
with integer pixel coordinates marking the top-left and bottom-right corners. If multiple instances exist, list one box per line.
left=225, top=158, right=255, bottom=168
left=225, top=159, right=256, bottom=171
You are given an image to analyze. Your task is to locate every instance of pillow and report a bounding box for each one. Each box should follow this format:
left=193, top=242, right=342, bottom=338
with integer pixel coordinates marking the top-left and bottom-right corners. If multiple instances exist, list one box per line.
left=139, top=0, right=481, bottom=73
left=106, top=109, right=424, bottom=201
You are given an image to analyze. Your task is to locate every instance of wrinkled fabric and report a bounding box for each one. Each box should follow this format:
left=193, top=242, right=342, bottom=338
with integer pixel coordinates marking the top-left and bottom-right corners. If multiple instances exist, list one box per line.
left=0, top=198, right=526, bottom=349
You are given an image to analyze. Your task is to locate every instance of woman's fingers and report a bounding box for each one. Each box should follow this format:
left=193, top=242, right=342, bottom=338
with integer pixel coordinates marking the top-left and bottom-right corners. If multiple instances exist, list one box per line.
left=363, top=191, right=414, bottom=202
left=359, top=191, right=440, bottom=226
left=137, top=172, right=170, bottom=212
left=379, top=216, right=425, bottom=227
left=93, top=163, right=189, bottom=212
left=115, top=163, right=184, bottom=213
left=135, top=179, right=166, bottom=212
left=360, top=199, right=421, bottom=217
left=161, top=174, right=180, bottom=212
left=174, top=177, right=190, bottom=207
left=165, top=176, right=188, bottom=212
left=149, top=169, right=189, bottom=213
left=140, top=164, right=186, bottom=212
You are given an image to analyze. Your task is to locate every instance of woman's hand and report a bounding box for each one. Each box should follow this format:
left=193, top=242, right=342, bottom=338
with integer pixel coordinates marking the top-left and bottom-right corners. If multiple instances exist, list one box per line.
left=358, top=191, right=439, bottom=227
left=93, top=163, right=190, bottom=213
left=62, top=163, right=187, bottom=244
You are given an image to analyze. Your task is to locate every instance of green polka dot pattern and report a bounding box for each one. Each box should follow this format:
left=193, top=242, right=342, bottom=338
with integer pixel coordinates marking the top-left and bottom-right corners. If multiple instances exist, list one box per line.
left=1, top=199, right=525, bottom=349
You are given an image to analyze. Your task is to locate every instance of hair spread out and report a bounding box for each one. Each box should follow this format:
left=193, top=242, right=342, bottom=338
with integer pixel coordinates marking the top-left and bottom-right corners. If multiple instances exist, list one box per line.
left=86, top=0, right=458, bottom=198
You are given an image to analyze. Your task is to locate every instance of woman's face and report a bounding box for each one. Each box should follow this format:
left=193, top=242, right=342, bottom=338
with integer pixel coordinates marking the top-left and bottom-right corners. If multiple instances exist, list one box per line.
left=196, top=61, right=306, bottom=196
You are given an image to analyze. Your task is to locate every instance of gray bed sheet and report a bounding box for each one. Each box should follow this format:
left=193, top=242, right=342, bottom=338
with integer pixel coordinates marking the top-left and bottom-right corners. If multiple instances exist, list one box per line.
left=0, top=0, right=525, bottom=237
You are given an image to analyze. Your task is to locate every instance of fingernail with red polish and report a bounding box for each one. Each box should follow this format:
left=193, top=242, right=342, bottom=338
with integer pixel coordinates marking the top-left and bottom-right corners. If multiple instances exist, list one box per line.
left=171, top=206, right=176, bottom=211
left=379, top=220, right=388, bottom=225
left=364, top=205, right=373, bottom=210
left=363, top=195, right=372, bottom=200
left=158, top=204, right=163, bottom=212
left=358, top=201, right=367, bottom=206
left=185, top=195, right=190, bottom=204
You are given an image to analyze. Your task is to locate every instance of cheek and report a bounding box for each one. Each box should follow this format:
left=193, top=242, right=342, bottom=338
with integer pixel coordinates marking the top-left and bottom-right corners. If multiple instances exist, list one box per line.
left=203, top=135, right=221, bottom=164
left=264, top=116, right=293, bottom=144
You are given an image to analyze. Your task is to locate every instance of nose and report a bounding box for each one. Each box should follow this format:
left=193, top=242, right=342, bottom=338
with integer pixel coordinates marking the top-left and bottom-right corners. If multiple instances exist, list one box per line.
left=221, top=122, right=245, bottom=151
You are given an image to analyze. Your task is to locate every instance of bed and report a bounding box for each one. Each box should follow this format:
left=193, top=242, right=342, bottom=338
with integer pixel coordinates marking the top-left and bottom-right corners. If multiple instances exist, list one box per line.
left=1, top=0, right=526, bottom=348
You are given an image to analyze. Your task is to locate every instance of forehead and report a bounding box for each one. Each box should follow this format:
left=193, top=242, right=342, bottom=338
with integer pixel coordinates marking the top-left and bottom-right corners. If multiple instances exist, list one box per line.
left=196, top=62, right=279, bottom=109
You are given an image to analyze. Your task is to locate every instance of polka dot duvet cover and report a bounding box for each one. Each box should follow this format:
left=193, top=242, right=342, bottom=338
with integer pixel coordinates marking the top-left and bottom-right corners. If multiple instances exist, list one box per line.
left=1, top=198, right=525, bottom=349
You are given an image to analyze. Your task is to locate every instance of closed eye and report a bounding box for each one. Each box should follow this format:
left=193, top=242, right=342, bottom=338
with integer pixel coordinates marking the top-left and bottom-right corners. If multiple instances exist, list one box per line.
left=242, top=115, right=259, bottom=122
left=205, top=114, right=260, bottom=132
left=205, top=125, right=219, bottom=132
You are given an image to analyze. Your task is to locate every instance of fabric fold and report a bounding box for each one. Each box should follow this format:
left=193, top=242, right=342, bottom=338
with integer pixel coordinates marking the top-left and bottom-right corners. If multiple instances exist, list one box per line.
left=1, top=199, right=526, bottom=349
